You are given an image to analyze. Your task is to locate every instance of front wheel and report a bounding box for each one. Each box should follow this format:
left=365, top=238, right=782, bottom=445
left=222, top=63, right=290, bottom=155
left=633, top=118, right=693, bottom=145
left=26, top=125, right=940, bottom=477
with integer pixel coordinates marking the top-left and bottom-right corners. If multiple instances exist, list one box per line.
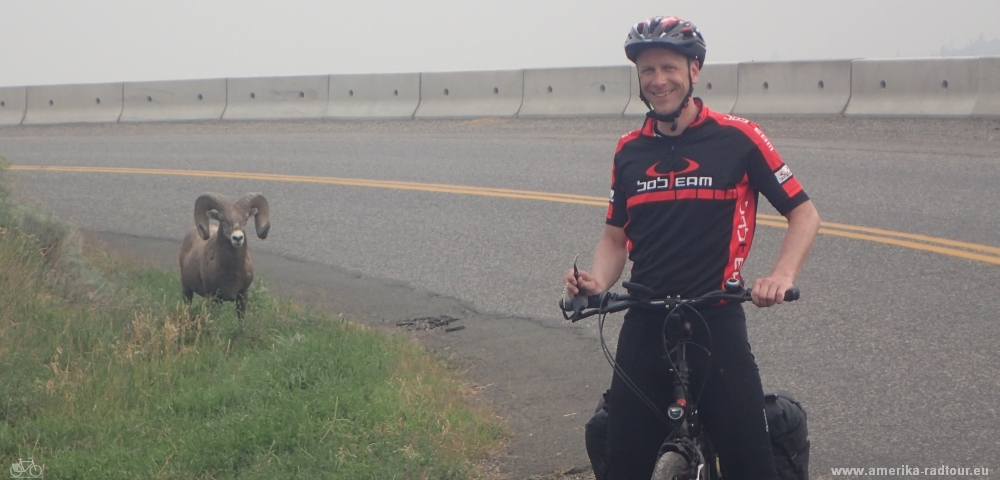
left=651, top=451, right=691, bottom=480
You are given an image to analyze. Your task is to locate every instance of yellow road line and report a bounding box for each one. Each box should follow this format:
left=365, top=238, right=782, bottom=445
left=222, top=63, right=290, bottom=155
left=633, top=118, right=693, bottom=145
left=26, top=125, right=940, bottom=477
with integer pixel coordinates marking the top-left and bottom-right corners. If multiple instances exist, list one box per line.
left=757, top=220, right=1000, bottom=265
left=760, top=213, right=1000, bottom=256
left=10, top=165, right=609, bottom=206
left=10, top=164, right=1000, bottom=264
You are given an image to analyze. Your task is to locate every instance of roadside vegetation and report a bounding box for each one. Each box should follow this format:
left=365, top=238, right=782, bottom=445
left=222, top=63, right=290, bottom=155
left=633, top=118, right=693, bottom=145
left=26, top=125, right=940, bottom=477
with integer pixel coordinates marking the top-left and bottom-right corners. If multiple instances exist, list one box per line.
left=0, top=159, right=505, bottom=479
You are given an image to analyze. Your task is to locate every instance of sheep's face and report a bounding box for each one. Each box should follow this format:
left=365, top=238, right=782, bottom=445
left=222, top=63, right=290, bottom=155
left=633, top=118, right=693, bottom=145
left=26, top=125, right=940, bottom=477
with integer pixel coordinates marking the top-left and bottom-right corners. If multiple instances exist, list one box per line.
left=208, top=208, right=257, bottom=248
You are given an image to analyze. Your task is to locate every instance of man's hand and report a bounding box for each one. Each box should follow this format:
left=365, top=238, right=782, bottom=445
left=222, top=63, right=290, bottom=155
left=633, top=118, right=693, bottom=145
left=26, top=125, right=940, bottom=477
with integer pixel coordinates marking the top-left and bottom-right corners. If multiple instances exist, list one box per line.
left=753, top=200, right=819, bottom=308
left=561, top=225, right=629, bottom=298
left=564, top=268, right=602, bottom=297
left=750, top=275, right=795, bottom=308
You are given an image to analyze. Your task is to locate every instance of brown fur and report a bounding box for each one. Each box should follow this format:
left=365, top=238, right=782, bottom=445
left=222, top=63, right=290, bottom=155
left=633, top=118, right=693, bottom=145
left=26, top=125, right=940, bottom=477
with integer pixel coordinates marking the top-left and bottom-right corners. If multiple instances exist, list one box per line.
left=179, top=193, right=269, bottom=318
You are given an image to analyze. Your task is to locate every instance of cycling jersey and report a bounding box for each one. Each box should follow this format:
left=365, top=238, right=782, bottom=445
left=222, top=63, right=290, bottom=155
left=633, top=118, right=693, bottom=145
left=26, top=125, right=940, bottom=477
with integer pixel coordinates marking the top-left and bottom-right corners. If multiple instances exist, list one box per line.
left=606, top=99, right=809, bottom=298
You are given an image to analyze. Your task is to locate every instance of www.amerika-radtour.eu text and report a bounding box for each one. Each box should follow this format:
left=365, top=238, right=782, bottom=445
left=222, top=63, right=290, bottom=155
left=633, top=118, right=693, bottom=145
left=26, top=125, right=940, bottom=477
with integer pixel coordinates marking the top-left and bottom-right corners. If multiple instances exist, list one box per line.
left=831, top=466, right=990, bottom=476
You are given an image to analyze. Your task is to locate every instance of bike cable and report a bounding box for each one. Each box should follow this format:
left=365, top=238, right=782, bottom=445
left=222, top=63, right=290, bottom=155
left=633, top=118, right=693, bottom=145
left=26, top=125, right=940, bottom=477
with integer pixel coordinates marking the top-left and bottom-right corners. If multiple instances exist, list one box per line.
left=679, top=303, right=714, bottom=407
left=657, top=303, right=713, bottom=414
left=598, top=311, right=672, bottom=426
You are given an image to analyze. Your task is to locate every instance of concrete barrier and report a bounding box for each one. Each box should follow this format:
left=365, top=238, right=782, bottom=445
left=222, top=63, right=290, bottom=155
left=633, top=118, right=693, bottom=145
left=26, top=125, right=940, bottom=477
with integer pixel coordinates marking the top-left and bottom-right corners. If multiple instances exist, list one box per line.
left=414, top=70, right=522, bottom=118
left=844, top=57, right=979, bottom=117
left=326, top=73, right=420, bottom=119
left=223, top=75, right=328, bottom=120
left=0, top=87, right=26, bottom=125
left=972, top=56, right=1000, bottom=117
left=732, top=60, right=851, bottom=116
left=121, top=79, right=227, bottom=122
left=519, top=66, right=631, bottom=116
left=624, top=66, right=646, bottom=116
left=624, top=63, right=739, bottom=116
left=23, top=83, right=123, bottom=124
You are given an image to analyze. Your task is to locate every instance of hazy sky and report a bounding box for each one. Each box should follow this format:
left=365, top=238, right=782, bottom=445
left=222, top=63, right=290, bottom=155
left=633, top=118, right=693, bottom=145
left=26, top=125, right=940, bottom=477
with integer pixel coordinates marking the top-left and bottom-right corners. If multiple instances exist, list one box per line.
left=1, top=0, right=998, bottom=87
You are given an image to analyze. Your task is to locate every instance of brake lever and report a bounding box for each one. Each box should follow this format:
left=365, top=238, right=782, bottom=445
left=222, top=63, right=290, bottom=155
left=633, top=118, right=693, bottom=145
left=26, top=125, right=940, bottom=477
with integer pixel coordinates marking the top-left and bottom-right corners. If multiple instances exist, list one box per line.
left=559, top=254, right=584, bottom=321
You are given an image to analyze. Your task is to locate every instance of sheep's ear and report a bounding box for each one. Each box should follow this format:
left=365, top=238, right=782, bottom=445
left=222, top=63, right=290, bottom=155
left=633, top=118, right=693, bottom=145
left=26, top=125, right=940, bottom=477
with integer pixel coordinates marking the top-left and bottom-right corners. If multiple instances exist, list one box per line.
left=207, top=210, right=221, bottom=221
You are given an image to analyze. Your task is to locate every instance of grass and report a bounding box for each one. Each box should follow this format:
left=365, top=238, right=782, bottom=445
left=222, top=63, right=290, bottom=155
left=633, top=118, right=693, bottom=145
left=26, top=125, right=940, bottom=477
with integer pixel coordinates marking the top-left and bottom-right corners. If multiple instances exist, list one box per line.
left=0, top=160, right=506, bottom=479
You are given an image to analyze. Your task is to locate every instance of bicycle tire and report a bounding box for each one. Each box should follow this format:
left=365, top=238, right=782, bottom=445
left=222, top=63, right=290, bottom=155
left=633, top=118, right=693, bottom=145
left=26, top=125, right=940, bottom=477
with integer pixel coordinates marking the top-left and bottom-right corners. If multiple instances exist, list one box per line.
left=651, top=451, right=691, bottom=480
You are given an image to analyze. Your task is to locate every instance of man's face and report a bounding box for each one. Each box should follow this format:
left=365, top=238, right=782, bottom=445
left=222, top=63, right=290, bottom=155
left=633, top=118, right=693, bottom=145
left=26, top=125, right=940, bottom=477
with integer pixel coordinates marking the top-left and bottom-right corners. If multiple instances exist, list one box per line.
left=636, top=47, right=701, bottom=114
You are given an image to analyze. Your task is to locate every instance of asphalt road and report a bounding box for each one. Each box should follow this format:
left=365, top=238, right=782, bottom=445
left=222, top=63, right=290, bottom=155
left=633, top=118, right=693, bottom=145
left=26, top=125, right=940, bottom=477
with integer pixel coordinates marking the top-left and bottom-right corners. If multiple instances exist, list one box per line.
left=2, top=116, right=1000, bottom=478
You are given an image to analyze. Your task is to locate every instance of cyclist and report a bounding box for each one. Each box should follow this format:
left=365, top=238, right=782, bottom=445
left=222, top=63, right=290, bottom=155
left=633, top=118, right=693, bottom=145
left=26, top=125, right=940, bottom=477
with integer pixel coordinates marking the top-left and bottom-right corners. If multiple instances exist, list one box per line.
left=564, top=16, right=821, bottom=480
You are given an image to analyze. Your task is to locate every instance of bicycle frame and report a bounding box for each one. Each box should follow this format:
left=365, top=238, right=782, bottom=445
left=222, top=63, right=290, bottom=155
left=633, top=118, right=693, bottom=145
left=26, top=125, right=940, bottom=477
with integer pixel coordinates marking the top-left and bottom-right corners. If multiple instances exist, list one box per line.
left=658, top=309, right=720, bottom=480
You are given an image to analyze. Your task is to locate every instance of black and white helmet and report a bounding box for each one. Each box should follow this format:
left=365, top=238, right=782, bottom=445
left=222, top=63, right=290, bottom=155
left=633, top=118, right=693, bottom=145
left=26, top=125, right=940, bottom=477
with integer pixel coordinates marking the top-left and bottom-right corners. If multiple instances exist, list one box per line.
left=625, top=16, right=706, bottom=66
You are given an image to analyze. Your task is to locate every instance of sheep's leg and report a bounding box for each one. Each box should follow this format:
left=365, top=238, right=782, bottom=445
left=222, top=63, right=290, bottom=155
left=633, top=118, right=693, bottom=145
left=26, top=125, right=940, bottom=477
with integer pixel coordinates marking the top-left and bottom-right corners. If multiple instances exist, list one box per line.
left=182, top=288, right=193, bottom=304
left=235, top=292, right=247, bottom=320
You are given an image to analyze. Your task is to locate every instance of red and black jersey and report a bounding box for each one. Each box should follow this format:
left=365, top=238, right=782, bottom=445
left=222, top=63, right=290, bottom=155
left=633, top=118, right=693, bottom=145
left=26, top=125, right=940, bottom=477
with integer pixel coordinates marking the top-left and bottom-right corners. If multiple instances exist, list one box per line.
left=606, top=99, right=809, bottom=298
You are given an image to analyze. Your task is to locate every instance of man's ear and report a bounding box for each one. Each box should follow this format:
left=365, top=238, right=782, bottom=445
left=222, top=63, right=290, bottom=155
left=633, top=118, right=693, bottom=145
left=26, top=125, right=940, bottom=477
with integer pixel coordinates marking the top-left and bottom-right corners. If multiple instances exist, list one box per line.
left=690, top=59, right=701, bottom=85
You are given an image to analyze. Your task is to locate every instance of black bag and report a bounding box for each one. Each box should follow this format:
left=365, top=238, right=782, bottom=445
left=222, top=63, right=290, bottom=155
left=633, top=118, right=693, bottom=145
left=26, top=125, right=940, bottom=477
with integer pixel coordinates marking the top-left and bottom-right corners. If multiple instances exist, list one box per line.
left=764, top=391, right=810, bottom=480
left=584, top=390, right=611, bottom=480
left=584, top=389, right=810, bottom=480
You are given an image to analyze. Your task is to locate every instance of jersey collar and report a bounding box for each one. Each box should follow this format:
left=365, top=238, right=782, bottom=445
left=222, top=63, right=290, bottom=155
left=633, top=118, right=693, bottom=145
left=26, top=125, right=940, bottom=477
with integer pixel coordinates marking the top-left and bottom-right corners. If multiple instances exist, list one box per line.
left=640, top=97, right=711, bottom=137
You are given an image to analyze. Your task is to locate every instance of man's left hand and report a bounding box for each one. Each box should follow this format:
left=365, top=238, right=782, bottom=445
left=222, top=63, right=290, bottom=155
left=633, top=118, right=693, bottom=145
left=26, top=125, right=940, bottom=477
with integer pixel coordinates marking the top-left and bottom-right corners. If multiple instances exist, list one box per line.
left=750, top=275, right=795, bottom=308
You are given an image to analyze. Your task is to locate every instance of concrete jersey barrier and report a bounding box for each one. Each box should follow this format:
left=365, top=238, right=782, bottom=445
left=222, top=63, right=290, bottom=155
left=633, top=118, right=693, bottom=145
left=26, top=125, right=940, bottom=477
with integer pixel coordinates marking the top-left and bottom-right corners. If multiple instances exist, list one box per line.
left=121, top=79, right=227, bottom=122
left=845, top=57, right=979, bottom=117
left=625, top=63, right=739, bottom=116
left=697, top=63, right=739, bottom=114
left=23, top=83, right=123, bottom=124
left=223, top=75, right=328, bottom=120
left=327, top=73, right=420, bottom=119
left=7, top=56, right=1000, bottom=124
left=519, top=66, right=631, bottom=116
left=972, top=56, right=1000, bottom=117
left=414, top=70, right=523, bottom=118
left=0, top=87, right=26, bottom=125
left=732, top=60, right=851, bottom=116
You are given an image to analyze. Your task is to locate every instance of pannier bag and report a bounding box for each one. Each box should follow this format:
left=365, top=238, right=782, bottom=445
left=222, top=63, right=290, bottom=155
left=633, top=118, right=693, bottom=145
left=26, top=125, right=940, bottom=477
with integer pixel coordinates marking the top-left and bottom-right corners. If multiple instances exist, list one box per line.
left=584, top=389, right=810, bottom=480
left=764, top=391, right=810, bottom=480
left=584, top=390, right=611, bottom=480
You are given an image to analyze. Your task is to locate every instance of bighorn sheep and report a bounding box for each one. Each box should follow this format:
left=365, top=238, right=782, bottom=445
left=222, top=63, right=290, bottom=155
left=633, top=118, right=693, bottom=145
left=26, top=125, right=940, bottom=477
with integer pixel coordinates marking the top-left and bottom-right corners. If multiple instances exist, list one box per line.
left=179, top=192, right=270, bottom=318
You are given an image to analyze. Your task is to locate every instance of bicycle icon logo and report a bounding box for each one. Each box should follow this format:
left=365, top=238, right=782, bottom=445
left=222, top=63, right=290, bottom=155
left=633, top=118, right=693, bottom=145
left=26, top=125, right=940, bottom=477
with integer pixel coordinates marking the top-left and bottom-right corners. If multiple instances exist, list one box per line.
left=9, top=458, right=42, bottom=478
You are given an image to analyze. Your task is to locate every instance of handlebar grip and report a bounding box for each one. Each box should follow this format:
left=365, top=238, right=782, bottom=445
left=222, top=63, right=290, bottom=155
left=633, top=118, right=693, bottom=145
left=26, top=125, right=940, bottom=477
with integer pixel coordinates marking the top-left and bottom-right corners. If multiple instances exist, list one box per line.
left=559, top=294, right=605, bottom=311
left=784, top=287, right=800, bottom=302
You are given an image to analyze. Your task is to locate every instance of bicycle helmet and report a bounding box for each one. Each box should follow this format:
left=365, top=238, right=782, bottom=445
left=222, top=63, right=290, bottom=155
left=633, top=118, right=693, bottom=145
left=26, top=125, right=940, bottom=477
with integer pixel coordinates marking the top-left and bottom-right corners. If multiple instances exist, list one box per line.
left=624, top=16, right=706, bottom=130
left=625, top=16, right=706, bottom=67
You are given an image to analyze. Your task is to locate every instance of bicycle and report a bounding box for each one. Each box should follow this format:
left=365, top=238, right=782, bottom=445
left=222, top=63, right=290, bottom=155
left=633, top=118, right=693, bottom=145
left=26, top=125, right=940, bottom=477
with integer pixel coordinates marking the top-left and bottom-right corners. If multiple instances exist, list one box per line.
left=560, top=278, right=800, bottom=480
left=9, top=457, right=43, bottom=478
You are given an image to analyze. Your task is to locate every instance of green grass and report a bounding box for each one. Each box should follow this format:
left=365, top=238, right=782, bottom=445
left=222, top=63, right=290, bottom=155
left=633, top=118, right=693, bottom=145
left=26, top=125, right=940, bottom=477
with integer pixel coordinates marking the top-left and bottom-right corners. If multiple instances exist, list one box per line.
left=0, top=161, right=506, bottom=479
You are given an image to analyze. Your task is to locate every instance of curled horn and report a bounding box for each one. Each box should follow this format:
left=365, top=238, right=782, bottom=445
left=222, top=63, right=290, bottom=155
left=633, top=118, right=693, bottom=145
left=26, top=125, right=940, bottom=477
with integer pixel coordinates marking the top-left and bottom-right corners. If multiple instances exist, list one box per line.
left=237, top=192, right=270, bottom=239
left=193, top=193, right=231, bottom=240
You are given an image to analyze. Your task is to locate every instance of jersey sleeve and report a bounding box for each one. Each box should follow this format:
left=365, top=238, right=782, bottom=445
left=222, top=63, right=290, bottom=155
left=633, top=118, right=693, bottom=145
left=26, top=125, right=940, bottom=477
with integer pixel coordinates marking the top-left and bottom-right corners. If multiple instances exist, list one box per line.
left=743, top=123, right=809, bottom=215
left=606, top=157, right=629, bottom=227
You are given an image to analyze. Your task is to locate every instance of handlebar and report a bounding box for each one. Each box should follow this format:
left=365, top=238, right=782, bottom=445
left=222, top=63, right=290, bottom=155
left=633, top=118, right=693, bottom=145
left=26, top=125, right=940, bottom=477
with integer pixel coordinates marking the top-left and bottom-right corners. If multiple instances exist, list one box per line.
left=559, top=280, right=800, bottom=322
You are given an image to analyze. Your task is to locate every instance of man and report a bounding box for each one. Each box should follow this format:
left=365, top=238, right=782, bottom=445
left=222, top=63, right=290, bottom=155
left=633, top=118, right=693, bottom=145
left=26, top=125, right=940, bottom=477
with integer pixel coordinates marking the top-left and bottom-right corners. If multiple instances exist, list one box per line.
left=564, top=16, right=821, bottom=480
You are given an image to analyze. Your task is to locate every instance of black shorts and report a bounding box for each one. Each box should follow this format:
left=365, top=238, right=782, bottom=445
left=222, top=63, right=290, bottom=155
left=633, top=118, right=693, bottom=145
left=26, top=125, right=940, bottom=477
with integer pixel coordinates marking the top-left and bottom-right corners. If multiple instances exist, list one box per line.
left=605, top=304, right=779, bottom=480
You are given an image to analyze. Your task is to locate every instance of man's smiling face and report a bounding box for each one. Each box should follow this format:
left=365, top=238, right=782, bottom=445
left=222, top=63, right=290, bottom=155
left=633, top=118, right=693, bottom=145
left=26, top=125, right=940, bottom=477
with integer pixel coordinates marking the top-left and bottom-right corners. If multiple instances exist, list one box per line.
left=636, top=46, right=700, bottom=115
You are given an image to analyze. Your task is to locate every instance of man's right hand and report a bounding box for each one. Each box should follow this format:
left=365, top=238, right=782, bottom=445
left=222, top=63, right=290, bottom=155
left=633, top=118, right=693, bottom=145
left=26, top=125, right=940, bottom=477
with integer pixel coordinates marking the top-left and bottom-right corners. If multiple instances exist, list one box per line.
left=564, top=268, right=602, bottom=297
